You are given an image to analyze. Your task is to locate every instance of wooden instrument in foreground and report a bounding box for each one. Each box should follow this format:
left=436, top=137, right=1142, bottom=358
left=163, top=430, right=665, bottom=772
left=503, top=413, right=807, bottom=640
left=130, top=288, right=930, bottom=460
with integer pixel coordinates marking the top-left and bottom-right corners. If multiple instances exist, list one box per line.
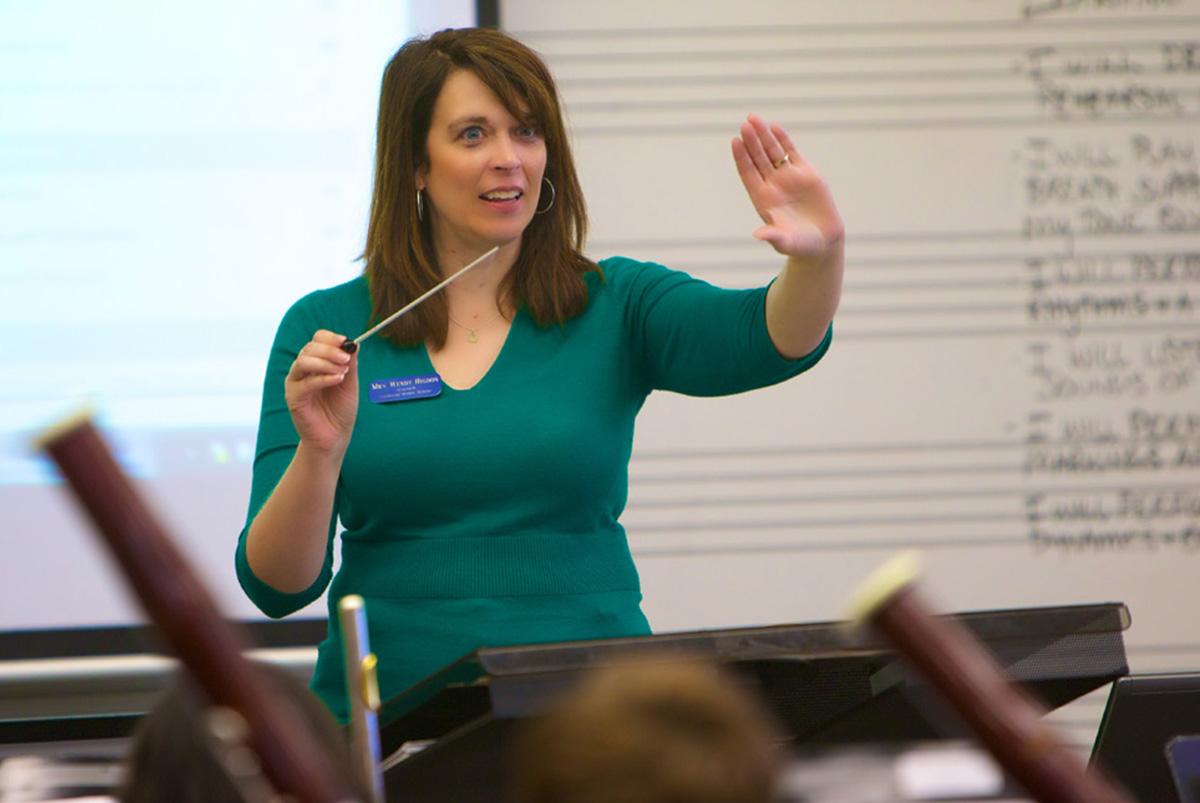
left=38, top=412, right=359, bottom=803
left=851, top=553, right=1134, bottom=803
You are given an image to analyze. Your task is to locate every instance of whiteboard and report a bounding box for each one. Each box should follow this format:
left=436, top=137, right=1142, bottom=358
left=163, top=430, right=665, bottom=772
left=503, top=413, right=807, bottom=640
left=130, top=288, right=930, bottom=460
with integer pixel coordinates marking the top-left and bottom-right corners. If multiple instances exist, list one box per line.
left=502, top=0, right=1200, bottom=749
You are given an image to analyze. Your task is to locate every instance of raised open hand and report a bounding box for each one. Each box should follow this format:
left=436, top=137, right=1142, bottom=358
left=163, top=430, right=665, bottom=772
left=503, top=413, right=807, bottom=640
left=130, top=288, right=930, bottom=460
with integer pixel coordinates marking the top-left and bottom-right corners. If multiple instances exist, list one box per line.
left=731, top=114, right=844, bottom=260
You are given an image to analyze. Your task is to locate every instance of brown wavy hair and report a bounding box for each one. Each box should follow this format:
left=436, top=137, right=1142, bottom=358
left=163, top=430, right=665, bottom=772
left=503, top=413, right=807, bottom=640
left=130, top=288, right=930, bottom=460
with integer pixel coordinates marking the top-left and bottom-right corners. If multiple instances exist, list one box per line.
left=361, top=27, right=596, bottom=349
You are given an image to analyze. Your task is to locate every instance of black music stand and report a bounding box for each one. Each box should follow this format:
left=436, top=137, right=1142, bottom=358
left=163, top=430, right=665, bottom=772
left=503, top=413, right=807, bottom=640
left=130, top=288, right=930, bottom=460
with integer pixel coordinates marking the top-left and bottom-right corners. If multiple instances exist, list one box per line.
left=378, top=602, right=1130, bottom=803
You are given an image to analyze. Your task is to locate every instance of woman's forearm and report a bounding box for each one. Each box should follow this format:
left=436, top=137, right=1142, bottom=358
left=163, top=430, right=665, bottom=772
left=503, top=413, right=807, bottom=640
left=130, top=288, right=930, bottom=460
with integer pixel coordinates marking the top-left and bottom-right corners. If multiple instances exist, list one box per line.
left=244, top=441, right=345, bottom=594
left=765, top=241, right=844, bottom=359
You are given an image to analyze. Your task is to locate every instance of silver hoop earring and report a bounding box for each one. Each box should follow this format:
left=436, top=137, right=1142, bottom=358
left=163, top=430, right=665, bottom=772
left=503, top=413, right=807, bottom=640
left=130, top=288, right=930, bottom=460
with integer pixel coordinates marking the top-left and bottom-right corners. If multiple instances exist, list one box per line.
left=535, top=177, right=555, bottom=215
left=416, top=189, right=425, bottom=222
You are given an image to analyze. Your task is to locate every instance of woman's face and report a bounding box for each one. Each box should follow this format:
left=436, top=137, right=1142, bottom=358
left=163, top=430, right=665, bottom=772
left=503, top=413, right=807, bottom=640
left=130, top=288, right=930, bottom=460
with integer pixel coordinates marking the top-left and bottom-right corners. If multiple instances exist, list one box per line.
left=418, top=69, right=547, bottom=260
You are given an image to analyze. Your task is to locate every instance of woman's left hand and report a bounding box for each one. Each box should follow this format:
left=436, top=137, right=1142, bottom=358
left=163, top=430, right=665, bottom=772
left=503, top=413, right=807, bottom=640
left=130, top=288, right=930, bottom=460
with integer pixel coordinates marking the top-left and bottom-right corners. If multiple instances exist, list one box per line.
left=732, top=114, right=844, bottom=260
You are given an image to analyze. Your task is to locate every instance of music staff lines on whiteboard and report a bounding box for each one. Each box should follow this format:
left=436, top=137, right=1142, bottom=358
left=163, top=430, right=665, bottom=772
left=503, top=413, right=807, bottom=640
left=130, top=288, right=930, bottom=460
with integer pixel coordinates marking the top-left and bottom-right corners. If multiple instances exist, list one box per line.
left=632, top=532, right=1200, bottom=557
left=836, top=322, right=1198, bottom=340
left=633, top=432, right=1199, bottom=460
left=566, top=60, right=1200, bottom=85
left=542, top=36, right=1194, bottom=62
left=594, top=233, right=1199, bottom=250
left=573, top=116, right=1200, bottom=136
left=847, top=277, right=1191, bottom=292
left=839, top=303, right=1024, bottom=316
left=634, top=464, right=1025, bottom=484
left=630, top=525, right=1199, bottom=553
left=568, top=87, right=1200, bottom=113
left=542, top=17, right=1200, bottom=133
left=632, top=536, right=1027, bottom=559
left=627, top=481, right=1200, bottom=510
left=633, top=462, right=1194, bottom=484
left=513, top=15, right=1200, bottom=42
left=606, top=251, right=1197, bottom=287
left=633, top=514, right=1031, bottom=533
left=635, top=439, right=1028, bottom=460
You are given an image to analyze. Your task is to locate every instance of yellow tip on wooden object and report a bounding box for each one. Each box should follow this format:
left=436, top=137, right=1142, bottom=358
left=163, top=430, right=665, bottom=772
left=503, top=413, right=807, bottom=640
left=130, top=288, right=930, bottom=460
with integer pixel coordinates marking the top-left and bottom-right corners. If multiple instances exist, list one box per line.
left=847, top=551, right=922, bottom=625
left=30, top=406, right=96, bottom=452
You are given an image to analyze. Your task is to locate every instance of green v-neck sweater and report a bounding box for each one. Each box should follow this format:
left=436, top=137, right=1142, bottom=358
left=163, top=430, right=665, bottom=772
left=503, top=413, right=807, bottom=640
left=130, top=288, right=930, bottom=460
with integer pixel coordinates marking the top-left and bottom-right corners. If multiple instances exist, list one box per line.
left=236, top=256, right=831, bottom=721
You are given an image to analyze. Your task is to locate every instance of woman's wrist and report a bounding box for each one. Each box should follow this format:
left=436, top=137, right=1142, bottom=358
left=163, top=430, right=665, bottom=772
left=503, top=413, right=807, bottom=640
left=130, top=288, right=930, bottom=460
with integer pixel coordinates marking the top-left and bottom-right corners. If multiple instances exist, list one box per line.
left=294, top=437, right=349, bottom=475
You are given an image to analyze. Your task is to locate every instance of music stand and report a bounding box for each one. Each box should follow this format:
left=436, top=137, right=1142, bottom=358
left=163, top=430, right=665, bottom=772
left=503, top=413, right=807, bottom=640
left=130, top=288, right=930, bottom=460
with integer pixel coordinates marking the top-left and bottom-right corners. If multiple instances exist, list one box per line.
left=377, top=602, right=1129, bottom=803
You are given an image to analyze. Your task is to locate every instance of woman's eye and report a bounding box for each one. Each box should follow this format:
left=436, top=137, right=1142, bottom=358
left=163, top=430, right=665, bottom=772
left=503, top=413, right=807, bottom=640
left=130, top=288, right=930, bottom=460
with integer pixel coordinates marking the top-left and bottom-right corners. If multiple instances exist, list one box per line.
left=516, top=126, right=538, bottom=139
left=461, top=126, right=484, bottom=142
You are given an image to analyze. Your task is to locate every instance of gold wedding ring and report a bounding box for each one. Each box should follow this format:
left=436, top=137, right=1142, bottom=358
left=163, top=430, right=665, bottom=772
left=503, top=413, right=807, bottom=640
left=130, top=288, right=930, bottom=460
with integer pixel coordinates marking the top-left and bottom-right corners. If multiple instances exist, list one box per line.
left=771, top=154, right=790, bottom=169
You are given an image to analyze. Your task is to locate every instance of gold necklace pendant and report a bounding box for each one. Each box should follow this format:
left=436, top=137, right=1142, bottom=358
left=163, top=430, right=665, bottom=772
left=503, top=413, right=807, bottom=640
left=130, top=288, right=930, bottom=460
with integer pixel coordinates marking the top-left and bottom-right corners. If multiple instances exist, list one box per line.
left=448, top=309, right=500, bottom=344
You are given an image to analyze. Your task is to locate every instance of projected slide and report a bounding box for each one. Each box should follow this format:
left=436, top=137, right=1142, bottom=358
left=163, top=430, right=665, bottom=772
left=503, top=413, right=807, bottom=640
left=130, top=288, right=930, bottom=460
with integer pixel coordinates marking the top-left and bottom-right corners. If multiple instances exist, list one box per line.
left=0, top=1, right=475, bottom=631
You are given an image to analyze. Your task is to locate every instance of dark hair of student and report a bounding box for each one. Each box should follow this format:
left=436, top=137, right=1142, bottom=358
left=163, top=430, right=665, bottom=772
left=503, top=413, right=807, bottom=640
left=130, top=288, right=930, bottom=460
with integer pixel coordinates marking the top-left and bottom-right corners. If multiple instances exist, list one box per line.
left=363, top=27, right=596, bottom=349
left=119, top=663, right=367, bottom=803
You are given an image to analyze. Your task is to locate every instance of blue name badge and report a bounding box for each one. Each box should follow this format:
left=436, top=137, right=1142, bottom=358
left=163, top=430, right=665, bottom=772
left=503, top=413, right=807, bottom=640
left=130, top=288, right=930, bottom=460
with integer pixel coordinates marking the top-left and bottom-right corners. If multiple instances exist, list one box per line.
left=368, top=374, right=442, bottom=403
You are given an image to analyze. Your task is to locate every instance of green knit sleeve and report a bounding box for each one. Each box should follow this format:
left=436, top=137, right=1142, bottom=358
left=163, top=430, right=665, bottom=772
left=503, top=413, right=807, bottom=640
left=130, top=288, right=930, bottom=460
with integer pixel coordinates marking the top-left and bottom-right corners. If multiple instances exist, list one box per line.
left=234, top=291, right=339, bottom=618
left=605, top=256, right=832, bottom=397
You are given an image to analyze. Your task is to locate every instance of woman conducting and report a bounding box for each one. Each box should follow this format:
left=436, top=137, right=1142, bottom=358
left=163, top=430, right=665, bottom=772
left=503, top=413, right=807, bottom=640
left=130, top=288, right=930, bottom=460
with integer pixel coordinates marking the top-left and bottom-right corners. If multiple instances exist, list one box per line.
left=236, top=27, right=843, bottom=720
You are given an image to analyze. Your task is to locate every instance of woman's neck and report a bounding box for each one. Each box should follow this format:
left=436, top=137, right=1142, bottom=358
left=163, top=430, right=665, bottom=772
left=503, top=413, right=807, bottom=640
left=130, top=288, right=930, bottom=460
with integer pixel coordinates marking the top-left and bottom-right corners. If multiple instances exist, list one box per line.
left=436, top=237, right=520, bottom=311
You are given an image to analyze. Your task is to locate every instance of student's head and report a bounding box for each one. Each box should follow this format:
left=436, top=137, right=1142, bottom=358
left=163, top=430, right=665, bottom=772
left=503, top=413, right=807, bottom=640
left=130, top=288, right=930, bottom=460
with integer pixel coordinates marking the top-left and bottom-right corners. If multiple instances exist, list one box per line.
left=514, top=658, right=784, bottom=803
left=363, top=27, right=594, bottom=348
left=119, top=663, right=364, bottom=803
